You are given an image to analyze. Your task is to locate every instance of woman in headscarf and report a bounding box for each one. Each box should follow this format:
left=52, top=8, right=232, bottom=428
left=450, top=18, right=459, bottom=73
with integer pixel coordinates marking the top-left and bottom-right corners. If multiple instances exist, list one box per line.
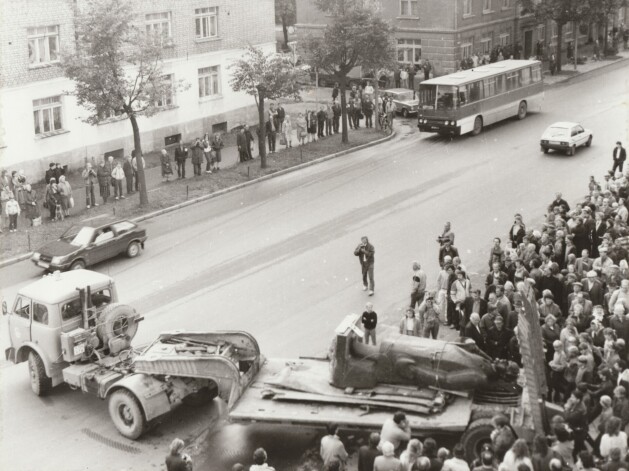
left=23, top=184, right=40, bottom=226
left=97, top=160, right=111, bottom=204
left=57, top=175, right=73, bottom=217
left=45, top=177, right=59, bottom=221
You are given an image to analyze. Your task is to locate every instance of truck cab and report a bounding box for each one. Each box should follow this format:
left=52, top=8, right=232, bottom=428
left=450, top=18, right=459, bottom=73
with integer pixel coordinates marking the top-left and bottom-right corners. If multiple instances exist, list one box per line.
left=4, top=270, right=118, bottom=391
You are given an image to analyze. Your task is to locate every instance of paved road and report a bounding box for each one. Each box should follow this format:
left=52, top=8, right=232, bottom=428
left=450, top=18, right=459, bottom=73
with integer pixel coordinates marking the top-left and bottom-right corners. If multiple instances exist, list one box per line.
left=1, top=63, right=628, bottom=471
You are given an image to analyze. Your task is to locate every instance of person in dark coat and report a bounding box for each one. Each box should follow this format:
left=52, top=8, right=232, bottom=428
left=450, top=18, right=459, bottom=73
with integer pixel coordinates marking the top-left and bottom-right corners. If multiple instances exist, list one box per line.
left=572, top=218, right=590, bottom=255
left=210, top=132, right=224, bottom=172
left=463, top=289, right=487, bottom=333
left=357, top=432, right=381, bottom=471
left=174, top=140, right=189, bottom=179
left=237, top=128, right=249, bottom=163
left=612, top=141, right=627, bottom=174
left=276, top=105, right=286, bottom=129
left=160, top=149, right=174, bottom=182
left=244, top=125, right=255, bottom=160
left=96, top=161, right=111, bottom=204
left=190, top=138, right=204, bottom=176
left=464, top=313, right=486, bottom=352
left=422, top=60, right=432, bottom=81
left=123, top=155, right=134, bottom=194
left=486, top=316, right=512, bottom=360
left=45, top=163, right=55, bottom=184
left=485, top=262, right=509, bottom=300
left=316, top=106, right=326, bottom=138
left=332, top=101, right=341, bottom=134
left=332, top=83, right=340, bottom=102
left=393, top=67, right=401, bottom=88
left=354, top=236, right=375, bottom=296
left=582, top=271, right=606, bottom=307
left=408, top=65, right=416, bottom=90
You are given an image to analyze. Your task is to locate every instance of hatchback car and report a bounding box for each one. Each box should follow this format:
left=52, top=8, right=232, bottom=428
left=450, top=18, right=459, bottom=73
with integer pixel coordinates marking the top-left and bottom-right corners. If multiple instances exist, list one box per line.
left=383, top=88, right=419, bottom=118
left=31, top=219, right=147, bottom=271
left=540, top=122, right=593, bottom=155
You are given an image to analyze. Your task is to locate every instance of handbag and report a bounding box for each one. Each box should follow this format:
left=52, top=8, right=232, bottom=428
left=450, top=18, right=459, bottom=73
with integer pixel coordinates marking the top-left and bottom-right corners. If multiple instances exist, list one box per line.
left=279, top=134, right=287, bottom=146
left=300, top=131, right=308, bottom=138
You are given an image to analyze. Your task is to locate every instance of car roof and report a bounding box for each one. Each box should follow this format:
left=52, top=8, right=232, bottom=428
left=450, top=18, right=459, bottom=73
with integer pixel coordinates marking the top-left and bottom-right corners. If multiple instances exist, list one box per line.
left=18, top=270, right=114, bottom=304
left=66, top=219, right=135, bottom=233
left=547, top=122, right=580, bottom=129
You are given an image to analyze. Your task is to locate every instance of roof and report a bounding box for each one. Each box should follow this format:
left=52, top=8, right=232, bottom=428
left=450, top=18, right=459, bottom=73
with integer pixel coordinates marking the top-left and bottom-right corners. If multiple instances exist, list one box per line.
left=18, top=269, right=114, bottom=304
left=546, top=122, right=579, bottom=128
left=420, top=60, right=541, bottom=86
left=383, top=88, right=413, bottom=94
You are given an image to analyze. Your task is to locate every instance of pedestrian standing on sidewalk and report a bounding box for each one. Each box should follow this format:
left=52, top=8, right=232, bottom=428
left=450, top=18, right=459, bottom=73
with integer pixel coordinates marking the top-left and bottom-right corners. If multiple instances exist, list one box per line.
left=202, top=133, right=212, bottom=174
left=237, top=128, right=249, bottom=163
left=612, top=142, right=627, bottom=174
left=265, top=118, right=276, bottom=154
left=332, top=83, right=340, bottom=102
left=210, top=132, right=223, bottom=172
left=332, top=101, right=341, bottom=134
left=82, top=163, right=98, bottom=208
left=320, top=423, right=349, bottom=470
left=45, top=178, right=59, bottom=220
left=160, top=149, right=174, bottom=182
left=354, top=236, right=375, bottom=296
left=281, top=115, right=293, bottom=149
left=410, top=261, right=427, bottom=309
left=57, top=175, right=73, bottom=217
left=244, top=125, right=255, bottom=160
left=400, top=67, right=408, bottom=88
left=132, top=152, right=145, bottom=192
left=361, top=302, right=378, bottom=345
left=123, top=155, right=134, bottom=195
left=317, top=106, right=326, bottom=138
left=23, top=184, right=40, bottom=226
left=191, top=138, right=204, bottom=176
left=5, top=194, right=20, bottom=232
left=422, top=60, right=432, bottom=81
left=307, top=110, right=318, bottom=142
left=364, top=98, right=374, bottom=128
left=111, top=161, right=125, bottom=200
left=174, top=140, right=189, bottom=179
left=296, top=112, right=307, bottom=146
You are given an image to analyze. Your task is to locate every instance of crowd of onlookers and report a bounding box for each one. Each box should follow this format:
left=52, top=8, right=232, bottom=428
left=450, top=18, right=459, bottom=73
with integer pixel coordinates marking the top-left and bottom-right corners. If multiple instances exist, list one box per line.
left=1, top=168, right=41, bottom=232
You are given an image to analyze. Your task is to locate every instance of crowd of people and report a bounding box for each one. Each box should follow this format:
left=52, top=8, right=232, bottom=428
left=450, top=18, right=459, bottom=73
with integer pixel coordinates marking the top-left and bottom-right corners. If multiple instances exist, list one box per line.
left=1, top=168, right=41, bottom=232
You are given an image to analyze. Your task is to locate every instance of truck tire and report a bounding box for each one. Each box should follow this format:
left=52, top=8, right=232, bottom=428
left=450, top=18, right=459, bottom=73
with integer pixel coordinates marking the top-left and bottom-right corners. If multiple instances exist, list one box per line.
left=183, top=382, right=219, bottom=406
left=28, top=351, right=52, bottom=396
left=108, top=389, right=146, bottom=440
left=460, top=418, right=494, bottom=462
left=96, top=303, right=139, bottom=346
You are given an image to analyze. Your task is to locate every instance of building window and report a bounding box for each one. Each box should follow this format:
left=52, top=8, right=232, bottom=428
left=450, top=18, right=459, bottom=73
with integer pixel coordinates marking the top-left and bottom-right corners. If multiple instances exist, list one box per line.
left=155, top=74, right=174, bottom=107
left=564, top=22, right=572, bottom=37
left=463, top=0, right=473, bottom=16
left=400, top=0, right=418, bottom=16
left=33, top=96, right=63, bottom=135
left=552, top=22, right=558, bottom=38
left=499, top=33, right=510, bottom=46
left=195, top=7, right=218, bottom=39
left=481, top=37, right=492, bottom=54
left=145, top=12, right=172, bottom=45
left=28, top=26, right=59, bottom=66
left=461, top=43, right=473, bottom=59
left=483, top=0, right=491, bottom=12
left=538, top=24, right=545, bottom=41
left=396, top=39, right=421, bottom=64
left=198, top=66, right=220, bottom=98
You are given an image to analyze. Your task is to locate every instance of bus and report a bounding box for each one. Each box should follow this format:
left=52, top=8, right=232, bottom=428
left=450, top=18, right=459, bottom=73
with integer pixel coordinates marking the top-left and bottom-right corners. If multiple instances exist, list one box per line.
left=416, top=60, right=544, bottom=137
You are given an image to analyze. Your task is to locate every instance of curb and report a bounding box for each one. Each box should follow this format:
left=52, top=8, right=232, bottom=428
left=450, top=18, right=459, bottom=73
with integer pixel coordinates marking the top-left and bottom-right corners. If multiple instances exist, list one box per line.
left=0, top=130, right=396, bottom=269
left=544, top=54, right=629, bottom=88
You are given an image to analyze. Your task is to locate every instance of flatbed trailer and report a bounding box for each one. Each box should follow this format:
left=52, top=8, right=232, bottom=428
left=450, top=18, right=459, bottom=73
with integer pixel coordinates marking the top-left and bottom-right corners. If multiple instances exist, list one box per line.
left=229, top=357, right=473, bottom=435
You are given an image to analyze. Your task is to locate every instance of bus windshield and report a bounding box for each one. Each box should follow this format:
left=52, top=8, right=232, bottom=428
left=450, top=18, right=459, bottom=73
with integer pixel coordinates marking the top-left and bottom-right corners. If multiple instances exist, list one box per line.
left=418, top=84, right=459, bottom=110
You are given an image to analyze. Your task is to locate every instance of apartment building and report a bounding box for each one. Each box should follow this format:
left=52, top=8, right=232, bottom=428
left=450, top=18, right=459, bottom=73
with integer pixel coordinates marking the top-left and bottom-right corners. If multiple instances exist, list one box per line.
left=0, top=0, right=275, bottom=175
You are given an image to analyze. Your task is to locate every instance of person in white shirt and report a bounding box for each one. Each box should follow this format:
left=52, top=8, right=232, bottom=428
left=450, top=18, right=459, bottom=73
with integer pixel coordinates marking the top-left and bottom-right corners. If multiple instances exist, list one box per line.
left=320, top=423, right=348, bottom=470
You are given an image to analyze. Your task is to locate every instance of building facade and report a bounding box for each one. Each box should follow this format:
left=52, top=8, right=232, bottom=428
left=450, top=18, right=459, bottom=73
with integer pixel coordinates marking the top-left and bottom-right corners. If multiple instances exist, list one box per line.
left=0, top=0, right=276, bottom=175
left=296, top=0, right=629, bottom=78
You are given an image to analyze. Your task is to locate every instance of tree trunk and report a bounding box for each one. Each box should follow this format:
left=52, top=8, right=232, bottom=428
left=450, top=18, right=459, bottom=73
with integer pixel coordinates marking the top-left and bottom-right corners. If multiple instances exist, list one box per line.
left=257, top=92, right=267, bottom=169
left=339, top=74, right=349, bottom=144
left=556, top=23, right=563, bottom=72
left=282, top=16, right=289, bottom=50
left=129, top=113, right=148, bottom=206
left=604, top=19, right=609, bottom=55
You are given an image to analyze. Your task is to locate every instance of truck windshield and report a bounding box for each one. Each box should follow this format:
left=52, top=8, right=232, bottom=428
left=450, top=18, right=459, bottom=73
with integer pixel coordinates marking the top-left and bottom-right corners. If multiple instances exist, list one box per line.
left=62, top=226, right=96, bottom=247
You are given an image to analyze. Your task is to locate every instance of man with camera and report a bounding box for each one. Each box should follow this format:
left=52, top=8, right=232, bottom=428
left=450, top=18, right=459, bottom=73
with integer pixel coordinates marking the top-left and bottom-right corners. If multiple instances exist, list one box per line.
left=354, top=236, right=375, bottom=296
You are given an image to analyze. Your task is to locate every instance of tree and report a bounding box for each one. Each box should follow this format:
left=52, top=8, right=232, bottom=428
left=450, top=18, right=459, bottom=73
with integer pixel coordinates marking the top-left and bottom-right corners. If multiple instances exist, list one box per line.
left=229, top=45, right=305, bottom=169
left=587, top=0, right=627, bottom=54
left=276, top=0, right=296, bottom=51
left=303, top=0, right=395, bottom=143
left=521, top=0, right=589, bottom=72
left=63, top=0, right=184, bottom=206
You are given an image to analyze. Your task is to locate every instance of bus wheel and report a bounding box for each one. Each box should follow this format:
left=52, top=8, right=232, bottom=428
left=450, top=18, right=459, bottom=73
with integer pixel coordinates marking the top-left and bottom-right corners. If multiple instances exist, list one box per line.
left=472, top=116, right=483, bottom=136
left=517, top=101, right=527, bottom=120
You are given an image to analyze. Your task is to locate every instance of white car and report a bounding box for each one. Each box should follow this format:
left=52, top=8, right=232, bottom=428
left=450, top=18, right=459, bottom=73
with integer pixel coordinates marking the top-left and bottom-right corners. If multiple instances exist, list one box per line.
left=540, top=121, right=593, bottom=155
left=383, top=88, right=419, bottom=118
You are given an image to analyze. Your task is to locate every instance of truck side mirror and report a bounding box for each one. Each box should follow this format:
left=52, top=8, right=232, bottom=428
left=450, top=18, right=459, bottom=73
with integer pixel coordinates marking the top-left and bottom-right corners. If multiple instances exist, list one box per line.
left=2, top=300, right=7, bottom=316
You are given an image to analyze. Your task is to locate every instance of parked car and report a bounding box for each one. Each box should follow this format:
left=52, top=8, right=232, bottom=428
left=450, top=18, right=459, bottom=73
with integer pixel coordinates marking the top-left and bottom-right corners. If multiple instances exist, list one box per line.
left=540, top=121, right=593, bottom=155
left=31, top=219, right=147, bottom=271
left=383, top=88, right=419, bottom=117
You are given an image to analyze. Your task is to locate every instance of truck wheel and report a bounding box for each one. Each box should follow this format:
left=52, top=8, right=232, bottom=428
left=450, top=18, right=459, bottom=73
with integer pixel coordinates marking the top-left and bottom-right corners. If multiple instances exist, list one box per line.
left=460, top=418, right=494, bottom=462
left=183, top=382, right=219, bottom=406
left=97, top=303, right=139, bottom=346
left=28, top=351, right=52, bottom=396
left=108, top=389, right=145, bottom=440
left=126, top=241, right=141, bottom=258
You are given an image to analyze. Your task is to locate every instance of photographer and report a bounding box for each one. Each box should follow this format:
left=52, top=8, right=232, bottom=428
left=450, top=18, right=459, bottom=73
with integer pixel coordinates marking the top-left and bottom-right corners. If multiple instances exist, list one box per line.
left=354, top=236, right=375, bottom=296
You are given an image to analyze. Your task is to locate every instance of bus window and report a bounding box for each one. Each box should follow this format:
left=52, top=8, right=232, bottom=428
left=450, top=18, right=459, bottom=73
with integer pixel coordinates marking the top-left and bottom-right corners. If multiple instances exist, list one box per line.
left=418, top=84, right=436, bottom=110
left=458, top=85, right=467, bottom=106
left=531, top=64, right=542, bottom=82
left=483, top=77, right=496, bottom=98
left=520, top=67, right=532, bottom=86
left=506, top=71, right=520, bottom=91
left=468, top=81, right=483, bottom=102
left=496, top=74, right=506, bottom=94
left=436, top=85, right=456, bottom=110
